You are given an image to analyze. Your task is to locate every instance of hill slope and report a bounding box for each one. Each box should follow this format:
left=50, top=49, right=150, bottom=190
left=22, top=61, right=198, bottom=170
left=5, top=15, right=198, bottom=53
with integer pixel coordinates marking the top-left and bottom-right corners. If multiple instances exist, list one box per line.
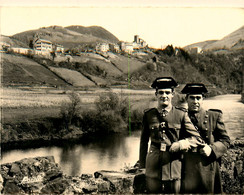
left=184, top=25, right=244, bottom=51
left=0, top=35, right=29, bottom=48
left=11, top=25, right=119, bottom=49
left=204, top=25, right=244, bottom=50
left=66, top=25, right=119, bottom=43
left=183, top=40, right=217, bottom=50
left=1, top=53, right=69, bottom=87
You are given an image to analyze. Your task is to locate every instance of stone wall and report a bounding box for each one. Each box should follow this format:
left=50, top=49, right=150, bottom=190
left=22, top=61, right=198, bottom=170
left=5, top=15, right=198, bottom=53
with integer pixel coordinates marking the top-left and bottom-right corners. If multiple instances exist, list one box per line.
left=0, top=156, right=138, bottom=194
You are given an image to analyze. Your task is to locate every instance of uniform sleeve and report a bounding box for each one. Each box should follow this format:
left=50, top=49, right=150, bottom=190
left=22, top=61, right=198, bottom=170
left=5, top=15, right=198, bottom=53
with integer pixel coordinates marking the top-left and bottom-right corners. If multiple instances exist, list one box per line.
left=139, top=113, right=150, bottom=168
left=211, top=112, right=230, bottom=159
left=182, top=112, right=202, bottom=140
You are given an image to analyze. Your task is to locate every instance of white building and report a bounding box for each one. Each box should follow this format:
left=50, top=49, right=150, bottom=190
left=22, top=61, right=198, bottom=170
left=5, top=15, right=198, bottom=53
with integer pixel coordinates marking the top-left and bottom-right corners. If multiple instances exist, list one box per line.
left=54, top=44, right=64, bottom=54
left=109, top=43, right=120, bottom=53
left=121, top=42, right=134, bottom=54
left=96, top=43, right=109, bottom=52
left=9, top=47, right=33, bottom=55
left=189, top=47, right=203, bottom=54
left=0, top=42, right=10, bottom=52
left=33, top=38, right=52, bottom=55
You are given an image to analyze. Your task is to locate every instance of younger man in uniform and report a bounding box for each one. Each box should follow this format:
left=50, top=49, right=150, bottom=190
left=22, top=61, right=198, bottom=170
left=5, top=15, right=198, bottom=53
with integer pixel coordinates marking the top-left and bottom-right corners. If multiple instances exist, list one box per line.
left=139, top=77, right=203, bottom=193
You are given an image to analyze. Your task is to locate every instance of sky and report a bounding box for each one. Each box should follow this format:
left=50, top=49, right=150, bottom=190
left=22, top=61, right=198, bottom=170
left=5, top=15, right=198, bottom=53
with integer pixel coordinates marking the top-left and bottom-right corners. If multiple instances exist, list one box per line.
left=0, top=0, right=244, bottom=48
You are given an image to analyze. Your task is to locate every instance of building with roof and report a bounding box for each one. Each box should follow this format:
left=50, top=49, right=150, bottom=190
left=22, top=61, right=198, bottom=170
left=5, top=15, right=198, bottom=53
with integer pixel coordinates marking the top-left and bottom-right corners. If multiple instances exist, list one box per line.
left=33, top=38, right=52, bottom=55
left=96, top=43, right=110, bottom=52
left=0, top=42, right=10, bottom=52
left=8, top=47, right=33, bottom=55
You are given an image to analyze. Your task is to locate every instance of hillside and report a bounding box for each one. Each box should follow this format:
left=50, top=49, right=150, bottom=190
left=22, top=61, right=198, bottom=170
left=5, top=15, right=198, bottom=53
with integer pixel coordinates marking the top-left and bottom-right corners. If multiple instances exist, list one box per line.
left=11, top=25, right=119, bottom=49
left=2, top=46, right=243, bottom=94
left=184, top=25, right=244, bottom=51
left=183, top=40, right=217, bottom=50
left=0, top=35, right=28, bottom=48
left=1, top=53, right=69, bottom=87
left=66, top=25, right=119, bottom=43
left=204, top=25, right=244, bottom=51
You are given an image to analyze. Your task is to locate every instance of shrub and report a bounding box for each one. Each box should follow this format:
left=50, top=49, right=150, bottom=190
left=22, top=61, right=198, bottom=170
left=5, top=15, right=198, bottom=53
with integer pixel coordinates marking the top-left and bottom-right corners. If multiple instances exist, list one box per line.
left=79, top=92, right=129, bottom=134
left=95, top=92, right=129, bottom=122
left=60, top=92, right=81, bottom=129
left=130, top=109, right=143, bottom=129
left=96, top=92, right=119, bottom=112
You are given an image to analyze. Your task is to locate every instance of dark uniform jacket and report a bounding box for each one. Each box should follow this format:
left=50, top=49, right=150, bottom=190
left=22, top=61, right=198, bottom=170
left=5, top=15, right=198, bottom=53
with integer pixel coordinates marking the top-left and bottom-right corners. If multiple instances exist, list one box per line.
left=181, top=108, right=230, bottom=194
left=139, top=107, right=201, bottom=181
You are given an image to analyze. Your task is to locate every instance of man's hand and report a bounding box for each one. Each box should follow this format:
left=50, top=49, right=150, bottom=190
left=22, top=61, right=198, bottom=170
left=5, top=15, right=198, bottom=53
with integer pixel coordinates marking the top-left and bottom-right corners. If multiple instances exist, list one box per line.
left=169, top=139, right=191, bottom=152
left=169, top=142, right=180, bottom=152
left=199, top=144, right=212, bottom=157
left=139, top=168, right=146, bottom=174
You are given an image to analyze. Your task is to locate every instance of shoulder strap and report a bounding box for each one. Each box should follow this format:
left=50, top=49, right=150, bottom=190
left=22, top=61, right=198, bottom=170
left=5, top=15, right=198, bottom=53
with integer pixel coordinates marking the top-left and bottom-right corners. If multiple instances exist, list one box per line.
left=208, top=109, right=222, bottom=114
left=175, top=106, right=188, bottom=112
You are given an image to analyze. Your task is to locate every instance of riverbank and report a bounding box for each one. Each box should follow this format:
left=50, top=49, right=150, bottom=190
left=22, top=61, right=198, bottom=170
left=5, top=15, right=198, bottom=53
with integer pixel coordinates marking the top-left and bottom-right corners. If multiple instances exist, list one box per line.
left=1, top=137, right=243, bottom=194
left=1, top=87, right=149, bottom=150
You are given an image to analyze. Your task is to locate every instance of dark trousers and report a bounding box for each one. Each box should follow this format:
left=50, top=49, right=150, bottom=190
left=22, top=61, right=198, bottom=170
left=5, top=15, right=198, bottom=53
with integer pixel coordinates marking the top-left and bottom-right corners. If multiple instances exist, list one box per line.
left=146, top=177, right=180, bottom=194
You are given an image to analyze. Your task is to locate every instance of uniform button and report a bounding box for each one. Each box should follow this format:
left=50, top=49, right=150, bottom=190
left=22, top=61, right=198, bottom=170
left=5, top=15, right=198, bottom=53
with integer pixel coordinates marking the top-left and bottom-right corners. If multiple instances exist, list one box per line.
left=163, top=137, right=165, bottom=140
left=205, top=128, right=208, bottom=131
left=152, top=127, right=154, bottom=129
left=205, top=115, right=208, bottom=118
left=204, top=121, right=207, bottom=124
left=163, top=130, right=165, bottom=133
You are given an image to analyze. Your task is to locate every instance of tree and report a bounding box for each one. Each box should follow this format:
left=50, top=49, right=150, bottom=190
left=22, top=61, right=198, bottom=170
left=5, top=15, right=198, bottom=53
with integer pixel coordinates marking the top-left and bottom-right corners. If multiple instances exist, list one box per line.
left=50, top=51, right=56, bottom=61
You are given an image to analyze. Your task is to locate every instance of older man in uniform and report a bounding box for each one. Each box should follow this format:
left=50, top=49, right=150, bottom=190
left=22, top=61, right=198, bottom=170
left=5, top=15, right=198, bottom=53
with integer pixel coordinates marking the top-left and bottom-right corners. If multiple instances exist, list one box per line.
left=181, top=83, right=230, bottom=194
left=139, top=77, right=203, bottom=194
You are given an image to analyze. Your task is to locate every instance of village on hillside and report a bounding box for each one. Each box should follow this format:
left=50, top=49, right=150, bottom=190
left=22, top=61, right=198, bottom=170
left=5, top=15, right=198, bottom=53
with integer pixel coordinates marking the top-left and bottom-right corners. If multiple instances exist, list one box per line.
left=0, top=34, right=148, bottom=56
left=0, top=33, right=203, bottom=59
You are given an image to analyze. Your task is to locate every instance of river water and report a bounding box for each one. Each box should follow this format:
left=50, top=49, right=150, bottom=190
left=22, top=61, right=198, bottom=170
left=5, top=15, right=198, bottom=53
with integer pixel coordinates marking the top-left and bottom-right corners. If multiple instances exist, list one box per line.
left=1, top=94, right=244, bottom=176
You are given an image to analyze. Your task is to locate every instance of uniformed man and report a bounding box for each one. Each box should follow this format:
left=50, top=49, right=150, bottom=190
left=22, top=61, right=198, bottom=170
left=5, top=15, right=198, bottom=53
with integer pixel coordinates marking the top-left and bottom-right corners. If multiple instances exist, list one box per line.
left=139, top=77, right=203, bottom=194
left=181, top=83, right=230, bottom=194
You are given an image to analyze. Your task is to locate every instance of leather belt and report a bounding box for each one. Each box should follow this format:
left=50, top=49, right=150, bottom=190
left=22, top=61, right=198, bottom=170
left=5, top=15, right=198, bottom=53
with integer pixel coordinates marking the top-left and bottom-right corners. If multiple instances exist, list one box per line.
left=151, top=142, right=171, bottom=151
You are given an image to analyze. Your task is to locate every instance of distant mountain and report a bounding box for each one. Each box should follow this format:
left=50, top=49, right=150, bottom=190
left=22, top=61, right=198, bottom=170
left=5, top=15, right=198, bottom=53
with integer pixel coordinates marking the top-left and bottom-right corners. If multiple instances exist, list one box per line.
left=183, top=40, right=217, bottom=50
left=66, top=25, right=119, bottom=43
left=204, top=25, right=244, bottom=51
left=0, top=35, right=29, bottom=48
left=11, top=25, right=119, bottom=49
left=184, top=25, right=244, bottom=51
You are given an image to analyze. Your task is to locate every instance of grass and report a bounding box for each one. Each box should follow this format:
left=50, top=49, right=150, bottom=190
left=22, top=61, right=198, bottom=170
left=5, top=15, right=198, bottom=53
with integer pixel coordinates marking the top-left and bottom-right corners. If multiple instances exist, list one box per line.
left=1, top=88, right=70, bottom=108
left=1, top=87, right=154, bottom=125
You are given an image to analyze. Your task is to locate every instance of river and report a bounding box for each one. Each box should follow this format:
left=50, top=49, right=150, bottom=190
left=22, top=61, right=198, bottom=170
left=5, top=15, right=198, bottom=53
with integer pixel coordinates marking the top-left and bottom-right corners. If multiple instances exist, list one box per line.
left=1, top=94, right=244, bottom=176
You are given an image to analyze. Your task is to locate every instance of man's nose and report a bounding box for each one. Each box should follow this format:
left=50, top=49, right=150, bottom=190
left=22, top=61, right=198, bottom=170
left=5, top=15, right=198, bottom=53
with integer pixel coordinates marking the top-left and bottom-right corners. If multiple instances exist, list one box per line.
left=193, top=98, right=198, bottom=103
left=161, top=92, right=167, bottom=97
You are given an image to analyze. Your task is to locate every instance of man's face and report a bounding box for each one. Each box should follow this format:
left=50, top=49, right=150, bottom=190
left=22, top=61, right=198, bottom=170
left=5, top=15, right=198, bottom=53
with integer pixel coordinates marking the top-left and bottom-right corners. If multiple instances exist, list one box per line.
left=186, top=94, right=203, bottom=112
left=156, top=88, right=174, bottom=108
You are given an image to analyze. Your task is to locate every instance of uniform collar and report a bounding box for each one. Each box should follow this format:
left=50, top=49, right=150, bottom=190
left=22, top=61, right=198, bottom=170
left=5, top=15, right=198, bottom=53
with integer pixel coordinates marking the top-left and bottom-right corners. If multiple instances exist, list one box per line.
left=189, top=108, right=205, bottom=117
left=158, top=104, right=172, bottom=113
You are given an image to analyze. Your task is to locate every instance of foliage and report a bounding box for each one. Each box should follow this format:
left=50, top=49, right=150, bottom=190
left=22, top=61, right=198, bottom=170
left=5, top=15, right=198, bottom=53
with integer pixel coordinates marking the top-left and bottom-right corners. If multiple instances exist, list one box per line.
left=79, top=92, right=129, bottom=134
left=60, top=92, right=81, bottom=128
left=59, top=91, right=131, bottom=134
left=57, top=61, right=106, bottom=77
left=190, top=51, right=244, bottom=92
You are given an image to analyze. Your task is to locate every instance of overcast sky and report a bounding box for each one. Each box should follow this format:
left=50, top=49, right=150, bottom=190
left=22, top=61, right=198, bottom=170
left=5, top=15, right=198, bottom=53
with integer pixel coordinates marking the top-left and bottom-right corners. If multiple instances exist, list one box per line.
left=0, top=0, right=243, bottom=48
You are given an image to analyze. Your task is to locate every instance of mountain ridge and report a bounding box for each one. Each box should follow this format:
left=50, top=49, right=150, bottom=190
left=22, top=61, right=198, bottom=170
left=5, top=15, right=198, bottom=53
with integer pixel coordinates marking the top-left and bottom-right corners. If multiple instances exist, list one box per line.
left=184, top=25, right=244, bottom=51
left=9, top=25, right=119, bottom=49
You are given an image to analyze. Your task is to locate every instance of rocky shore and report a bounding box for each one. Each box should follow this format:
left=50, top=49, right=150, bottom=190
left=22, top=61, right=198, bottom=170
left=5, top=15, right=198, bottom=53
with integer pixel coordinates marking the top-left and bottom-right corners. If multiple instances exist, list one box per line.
left=1, top=138, right=243, bottom=194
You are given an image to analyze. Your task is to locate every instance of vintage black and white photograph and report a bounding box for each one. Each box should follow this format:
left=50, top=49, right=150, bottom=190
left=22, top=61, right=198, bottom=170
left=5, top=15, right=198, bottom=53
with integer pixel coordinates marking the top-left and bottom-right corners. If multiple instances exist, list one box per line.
left=0, top=0, right=244, bottom=194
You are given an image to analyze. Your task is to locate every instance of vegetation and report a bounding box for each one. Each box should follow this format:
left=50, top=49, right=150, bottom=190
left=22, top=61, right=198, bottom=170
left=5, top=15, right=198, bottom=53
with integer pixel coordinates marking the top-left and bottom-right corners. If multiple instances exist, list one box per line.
left=60, top=91, right=140, bottom=135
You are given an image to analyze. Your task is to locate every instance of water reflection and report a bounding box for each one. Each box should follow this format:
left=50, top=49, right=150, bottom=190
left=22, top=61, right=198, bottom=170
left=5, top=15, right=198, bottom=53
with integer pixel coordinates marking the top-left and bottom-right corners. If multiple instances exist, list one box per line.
left=1, top=95, right=243, bottom=176
left=52, top=133, right=140, bottom=175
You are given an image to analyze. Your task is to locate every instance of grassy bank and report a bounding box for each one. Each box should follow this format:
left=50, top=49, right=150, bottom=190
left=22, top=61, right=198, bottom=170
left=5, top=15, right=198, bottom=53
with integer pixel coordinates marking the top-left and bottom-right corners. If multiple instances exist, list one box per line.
left=1, top=87, right=154, bottom=149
